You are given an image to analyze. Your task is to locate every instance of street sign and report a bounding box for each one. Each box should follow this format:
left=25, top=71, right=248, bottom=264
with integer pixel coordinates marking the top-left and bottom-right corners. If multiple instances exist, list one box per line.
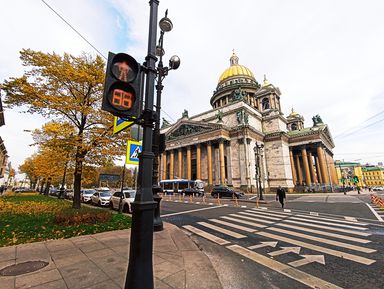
left=126, top=140, right=142, bottom=165
left=113, top=116, right=134, bottom=134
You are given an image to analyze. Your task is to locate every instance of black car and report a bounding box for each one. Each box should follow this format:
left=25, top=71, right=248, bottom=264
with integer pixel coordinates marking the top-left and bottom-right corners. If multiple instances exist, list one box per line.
left=182, top=187, right=204, bottom=197
left=211, top=185, right=244, bottom=199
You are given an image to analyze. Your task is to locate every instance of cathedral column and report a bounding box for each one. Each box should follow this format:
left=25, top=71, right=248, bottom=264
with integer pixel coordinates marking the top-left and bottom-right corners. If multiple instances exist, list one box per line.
left=295, top=154, right=303, bottom=185
left=219, top=140, right=226, bottom=184
left=169, top=150, right=174, bottom=179
left=162, top=152, right=167, bottom=180
left=289, top=149, right=297, bottom=185
left=207, top=142, right=213, bottom=185
left=196, top=144, right=201, bottom=180
left=308, top=151, right=316, bottom=184
left=317, top=146, right=329, bottom=184
left=187, top=146, right=191, bottom=180
left=301, top=147, right=311, bottom=186
left=315, top=156, right=323, bottom=184
left=178, top=148, right=182, bottom=179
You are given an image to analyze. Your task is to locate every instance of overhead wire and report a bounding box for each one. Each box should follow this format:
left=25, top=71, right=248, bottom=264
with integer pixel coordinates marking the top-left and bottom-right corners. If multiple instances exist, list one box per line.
left=41, top=0, right=176, bottom=123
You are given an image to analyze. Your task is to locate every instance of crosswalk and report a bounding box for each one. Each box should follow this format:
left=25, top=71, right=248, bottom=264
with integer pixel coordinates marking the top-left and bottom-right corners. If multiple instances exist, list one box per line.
left=182, top=207, right=379, bottom=288
left=367, top=203, right=384, bottom=222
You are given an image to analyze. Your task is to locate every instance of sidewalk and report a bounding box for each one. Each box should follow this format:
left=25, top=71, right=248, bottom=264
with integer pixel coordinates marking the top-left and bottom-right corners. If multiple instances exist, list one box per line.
left=0, top=223, right=223, bottom=289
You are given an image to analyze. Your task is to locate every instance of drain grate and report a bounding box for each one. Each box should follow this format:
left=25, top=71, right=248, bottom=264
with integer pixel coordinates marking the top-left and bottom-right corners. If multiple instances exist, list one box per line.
left=0, top=261, right=49, bottom=276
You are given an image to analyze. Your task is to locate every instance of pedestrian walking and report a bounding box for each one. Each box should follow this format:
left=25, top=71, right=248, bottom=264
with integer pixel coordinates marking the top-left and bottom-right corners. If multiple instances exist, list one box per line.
left=276, top=186, right=286, bottom=208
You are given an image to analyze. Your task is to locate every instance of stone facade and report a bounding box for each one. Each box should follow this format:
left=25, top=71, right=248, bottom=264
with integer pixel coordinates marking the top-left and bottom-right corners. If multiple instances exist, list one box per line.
left=160, top=53, right=337, bottom=192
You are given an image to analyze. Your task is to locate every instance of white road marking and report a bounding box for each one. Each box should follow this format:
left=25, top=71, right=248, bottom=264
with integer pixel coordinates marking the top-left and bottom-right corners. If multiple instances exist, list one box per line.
left=196, top=202, right=200, bottom=204
left=267, top=227, right=375, bottom=253
left=198, top=222, right=246, bottom=239
left=251, top=208, right=292, bottom=216
left=284, top=209, right=291, bottom=212
left=209, top=219, right=256, bottom=233
left=297, top=214, right=368, bottom=226
left=310, top=212, right=319, bottom=216
left=289, top=255, right=325, bottom=267
left=249, top=196, right=258, bottom=200
left=230, top=213, right=274, bottom=224
left=268, top=246, right=301, bottom=256
left=248, top=241, right=277, bottom=250
left=344, top=216, right=357, bottom=222
left=161, top=205, right=225, bottom=217
left=208, top=202, right=214, bottom=205
left=227, top=245, right=343, bottom=289
left=239, top=211, right=282, bottom=221
left=275, top=223, right=371, bottom=243
left=241, top=205, right=247, bottom=208
left=257, top=231, right=376, bottom=265
left=260, top=207, right=268, bottom=210
left=182, top=225, right=230, bottom=245
left=221, top=216, right=266, bottom=228
left=283, top=219, right=371, bottom=237
left=291, top=216, right=368, bottom=230
left=366, top=203, right=384, bottom=222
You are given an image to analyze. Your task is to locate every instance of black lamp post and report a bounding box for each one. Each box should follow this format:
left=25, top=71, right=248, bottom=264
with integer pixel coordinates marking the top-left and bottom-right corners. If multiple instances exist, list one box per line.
left=254, top=143, right=264, bottom=200
left=124, top=1, right=159, bottom=288
left=152, top=10, right=180, bottom=232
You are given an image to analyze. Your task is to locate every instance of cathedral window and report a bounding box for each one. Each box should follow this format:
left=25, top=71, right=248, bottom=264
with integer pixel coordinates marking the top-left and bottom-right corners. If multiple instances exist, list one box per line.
left=291, top=123, right=298, bottom=130
left=262, top=98, right=270, bottom=110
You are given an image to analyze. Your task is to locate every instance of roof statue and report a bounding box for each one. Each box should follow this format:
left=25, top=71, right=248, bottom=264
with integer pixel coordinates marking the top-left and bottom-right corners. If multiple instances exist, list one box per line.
left=312, top=114, right=323, bottom=126
left=182, top=109, right=189, bottom=119
left=216, top=110, right=224, bottom=122
left=161, top=117, right=171, bottom=129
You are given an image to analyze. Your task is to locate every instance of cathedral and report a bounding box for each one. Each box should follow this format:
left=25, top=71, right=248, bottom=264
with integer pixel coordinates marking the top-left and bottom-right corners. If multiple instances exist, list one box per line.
left=160, top=52, right=338, bottom=192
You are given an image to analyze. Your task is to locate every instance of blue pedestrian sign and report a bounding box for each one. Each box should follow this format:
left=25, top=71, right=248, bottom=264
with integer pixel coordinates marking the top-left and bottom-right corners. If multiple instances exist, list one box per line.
left=126, top=140, right=142, bottom=165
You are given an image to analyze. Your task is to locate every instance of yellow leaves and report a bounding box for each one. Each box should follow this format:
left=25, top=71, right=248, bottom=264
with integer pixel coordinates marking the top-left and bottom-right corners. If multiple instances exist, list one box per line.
left=0, top=198, right=69, bottom=215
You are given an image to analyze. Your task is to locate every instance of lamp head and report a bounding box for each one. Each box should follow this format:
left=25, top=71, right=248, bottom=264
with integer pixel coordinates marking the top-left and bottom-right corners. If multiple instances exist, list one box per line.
left=159, top=9, right=173, bottom=32
left=169, top=55, right=180, bottom=70
left=156, top=45, right=165, bottom=57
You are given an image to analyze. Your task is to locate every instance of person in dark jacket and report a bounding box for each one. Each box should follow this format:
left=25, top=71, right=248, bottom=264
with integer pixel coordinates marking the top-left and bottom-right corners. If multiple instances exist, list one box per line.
left=276, top=186, right=286, bottom=208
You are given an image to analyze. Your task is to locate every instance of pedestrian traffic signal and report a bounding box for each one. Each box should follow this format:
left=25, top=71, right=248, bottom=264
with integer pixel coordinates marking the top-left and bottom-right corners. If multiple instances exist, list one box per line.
left=353, top=176, right=359, bottom=183
left=102, top=52, right=141, bottom=119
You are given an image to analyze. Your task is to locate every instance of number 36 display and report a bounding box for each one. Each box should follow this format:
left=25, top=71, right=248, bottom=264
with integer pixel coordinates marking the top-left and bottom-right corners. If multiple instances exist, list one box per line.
left=102, top=52, right=141, bottom=119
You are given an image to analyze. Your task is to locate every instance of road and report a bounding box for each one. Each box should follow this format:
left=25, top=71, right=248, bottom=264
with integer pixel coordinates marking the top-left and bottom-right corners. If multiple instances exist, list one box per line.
left=159, top=192, right=384, bottom=289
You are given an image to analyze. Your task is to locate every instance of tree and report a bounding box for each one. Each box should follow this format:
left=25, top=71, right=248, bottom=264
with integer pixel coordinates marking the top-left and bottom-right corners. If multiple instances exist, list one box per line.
left=2, top=49, right=129, bottom=208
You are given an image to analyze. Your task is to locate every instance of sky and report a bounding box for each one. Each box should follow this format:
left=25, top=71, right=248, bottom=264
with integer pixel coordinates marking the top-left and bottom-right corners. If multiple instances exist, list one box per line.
left=1, top=0, right=384, bottom=179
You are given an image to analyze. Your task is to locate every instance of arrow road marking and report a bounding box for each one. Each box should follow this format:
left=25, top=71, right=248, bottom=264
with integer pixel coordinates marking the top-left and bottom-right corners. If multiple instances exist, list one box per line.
left=227, top=245, right=342, bottom=289
left=248, top=241, right=278, bottom=250
left=269, top=246, right=301, bottom=256
left=289, top=255, right=325, bottom=268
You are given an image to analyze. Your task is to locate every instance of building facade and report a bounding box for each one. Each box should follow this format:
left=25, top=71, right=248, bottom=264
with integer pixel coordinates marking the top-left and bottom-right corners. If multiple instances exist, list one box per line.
left=160, top=53, right=338, bottom=192
left=362, top=167, right=384, bottom=187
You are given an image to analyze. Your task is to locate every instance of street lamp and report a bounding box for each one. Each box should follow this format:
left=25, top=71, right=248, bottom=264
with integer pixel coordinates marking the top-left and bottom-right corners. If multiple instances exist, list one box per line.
left=254, top=143, right=264, bottom=200
left=124, top=1, right=160, bottom=288
left=152, top=9, right=180, bottom=232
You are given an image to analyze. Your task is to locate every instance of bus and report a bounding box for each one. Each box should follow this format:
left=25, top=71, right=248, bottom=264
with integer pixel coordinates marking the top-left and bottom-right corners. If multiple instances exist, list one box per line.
left=159, top=179, right=205, bottom=195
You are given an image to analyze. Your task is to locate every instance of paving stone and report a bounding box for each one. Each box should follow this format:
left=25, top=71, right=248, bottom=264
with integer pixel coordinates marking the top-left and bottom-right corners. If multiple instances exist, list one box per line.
left=84, top=248, right=117, bottom=260
left=16, top=244, right=50, bottom=263
left=50, top=249, right=88, bottom=268
left=154, top=277, right=175, bottom=289
left=162, top=269, right=186, bottom=289
left=59, top=260, right=109, bottom=289
left=0, top=246, right=16, bottom=262
left=90, top=254, right=127, bottom=279
left=29, top=279, right=68, bottom=289
left=154, top=252, right=184, bottom=267
left=154, top=260, right=183, bottom=280
left=15, top=269, right=62, bottom=289
left=81, top=279, right=122, bottom=289
left=71, top=239, right=107, bottom=254
left=45, top=240, right=76, bottom=252
left=0, top=276, right=15, bottom=289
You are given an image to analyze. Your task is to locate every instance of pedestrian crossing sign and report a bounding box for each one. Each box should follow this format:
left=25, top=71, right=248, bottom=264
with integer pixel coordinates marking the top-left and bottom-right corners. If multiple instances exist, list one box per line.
left=126, top=140, right=142, bottom=165
left=113, top=116, right=134, bottom=134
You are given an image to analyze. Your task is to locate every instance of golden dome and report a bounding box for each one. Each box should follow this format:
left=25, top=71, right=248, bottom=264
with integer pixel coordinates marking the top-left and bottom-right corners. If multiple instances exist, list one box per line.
left=217, top=52, right=255, bottom=84
left=289, top=108, right=300, bottom=117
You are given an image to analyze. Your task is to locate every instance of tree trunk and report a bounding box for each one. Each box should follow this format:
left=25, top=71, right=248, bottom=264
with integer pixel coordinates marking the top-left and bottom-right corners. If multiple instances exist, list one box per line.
left=72, top=144, right=85, bottom=209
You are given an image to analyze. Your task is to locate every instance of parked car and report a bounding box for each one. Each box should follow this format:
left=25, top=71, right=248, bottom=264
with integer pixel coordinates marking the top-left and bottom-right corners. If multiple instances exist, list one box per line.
left=48, top=187, right=58, bottom=196
left=91, top=191, right=112, bottom=206
left=65, top=189, right=74, bottom=200
left=110, top=190, right=136, bottom=213
left=211, top=185, right=244, bottom=199
left=81, top=189, right=96, bottom=203
left=182, top=187, right=204, bottom=197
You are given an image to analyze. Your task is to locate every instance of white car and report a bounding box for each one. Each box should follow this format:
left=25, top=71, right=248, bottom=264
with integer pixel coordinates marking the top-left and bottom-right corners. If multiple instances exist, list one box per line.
left=91, top=191, right=112, bottom=206
left=110, top=190, right=136, bottom=213
left=81, top=189, right=96, bottom=203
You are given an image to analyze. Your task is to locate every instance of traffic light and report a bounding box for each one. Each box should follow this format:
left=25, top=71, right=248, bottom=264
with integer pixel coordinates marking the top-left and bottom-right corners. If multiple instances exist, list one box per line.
left=102, top=52, right=141, bottom=119
left=353, top=176, right=359, bottom=183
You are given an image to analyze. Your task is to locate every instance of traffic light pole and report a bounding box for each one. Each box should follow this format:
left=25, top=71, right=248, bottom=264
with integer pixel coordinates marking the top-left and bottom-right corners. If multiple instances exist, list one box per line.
left=124, top=0, right=159, bottom=288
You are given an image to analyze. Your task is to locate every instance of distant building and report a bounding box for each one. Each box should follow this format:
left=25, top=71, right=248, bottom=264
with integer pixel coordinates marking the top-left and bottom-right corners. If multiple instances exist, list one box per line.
left=362, top=166, right=384, bottom=187
left=335, top=161, right=364, bottom=187
left=160, top=53, right=338, bottom=192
